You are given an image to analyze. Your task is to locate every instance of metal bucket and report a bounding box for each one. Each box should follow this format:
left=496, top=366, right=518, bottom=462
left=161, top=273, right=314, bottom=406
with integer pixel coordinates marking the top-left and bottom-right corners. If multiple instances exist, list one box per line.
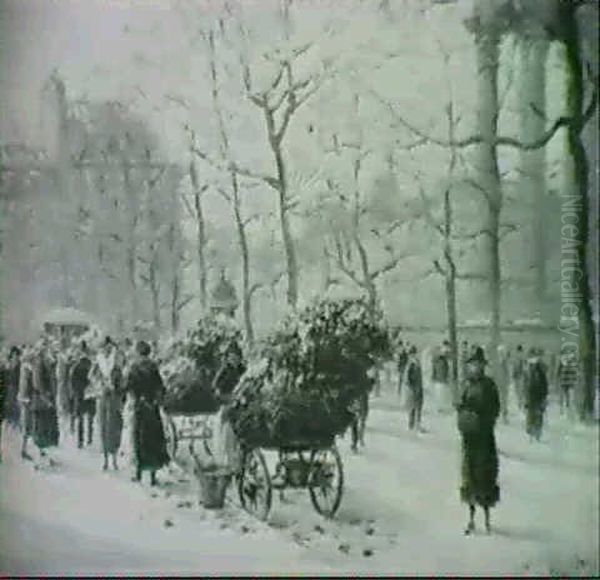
left=197, top=468, right=231, bottom=509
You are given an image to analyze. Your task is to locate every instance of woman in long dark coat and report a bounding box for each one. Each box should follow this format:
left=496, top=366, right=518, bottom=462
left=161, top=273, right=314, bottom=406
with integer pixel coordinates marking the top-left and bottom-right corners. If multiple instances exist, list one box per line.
left=90, top=337, right=124, bottom=471
left=31, top=344, right=60, bottom=453
left=456, top=346, right=500, bottom=535
left=4, top=346, right=21, bottom=431
left=126, top=340, right=169, bottom=485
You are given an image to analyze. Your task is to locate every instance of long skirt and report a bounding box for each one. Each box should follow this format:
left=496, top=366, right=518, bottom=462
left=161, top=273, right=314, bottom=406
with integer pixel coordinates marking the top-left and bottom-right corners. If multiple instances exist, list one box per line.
left=133, top=400, right=169, bottom=471
left=98, top=391, right=123, bottom=455
left=33, top=407, right=59, bottom=449
left=432, top=381, right=451, bottom=411
left=209, top=408, right=242, bottom=473
left=120, top=394, right=136, bottom=465
left=4, top=380, right=20, bottom=428
left=525, top=405, right=544, bottom=439
left=460, top=429, right=500, bottom=508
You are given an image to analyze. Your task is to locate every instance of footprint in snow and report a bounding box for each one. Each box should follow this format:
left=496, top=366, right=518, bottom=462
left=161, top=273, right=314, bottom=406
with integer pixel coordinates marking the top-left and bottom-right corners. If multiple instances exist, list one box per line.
left=338, top=543, right=351, bottom=554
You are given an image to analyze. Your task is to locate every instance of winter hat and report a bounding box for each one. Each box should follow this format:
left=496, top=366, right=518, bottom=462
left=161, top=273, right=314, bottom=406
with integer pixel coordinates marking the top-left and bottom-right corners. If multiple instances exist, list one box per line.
left=466, top=346, right=487, bottom=365
left=136, top=340, right=151, bottom=357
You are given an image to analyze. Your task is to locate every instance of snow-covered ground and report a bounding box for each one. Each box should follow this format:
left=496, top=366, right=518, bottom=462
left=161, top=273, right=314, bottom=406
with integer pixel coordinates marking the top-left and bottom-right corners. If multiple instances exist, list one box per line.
left=1, top=384, right=598, bottom=577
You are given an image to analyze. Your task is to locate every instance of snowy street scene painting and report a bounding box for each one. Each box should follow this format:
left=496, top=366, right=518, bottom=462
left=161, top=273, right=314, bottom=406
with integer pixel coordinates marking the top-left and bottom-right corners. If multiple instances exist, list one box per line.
left=0, top=0, right=598, bottom=577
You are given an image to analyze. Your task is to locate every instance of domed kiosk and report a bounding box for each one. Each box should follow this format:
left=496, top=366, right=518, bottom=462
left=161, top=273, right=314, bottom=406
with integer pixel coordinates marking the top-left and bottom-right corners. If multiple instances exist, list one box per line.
left=210, top=270, right=238, bottom=318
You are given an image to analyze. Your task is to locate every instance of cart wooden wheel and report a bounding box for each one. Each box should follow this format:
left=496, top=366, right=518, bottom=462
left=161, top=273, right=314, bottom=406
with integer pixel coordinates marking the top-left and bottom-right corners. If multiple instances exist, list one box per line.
left=238, top=448, right=272, bottom=521
left=164, top=416, right=178, bottom=460
left=308, top=446, right=344, bottom=518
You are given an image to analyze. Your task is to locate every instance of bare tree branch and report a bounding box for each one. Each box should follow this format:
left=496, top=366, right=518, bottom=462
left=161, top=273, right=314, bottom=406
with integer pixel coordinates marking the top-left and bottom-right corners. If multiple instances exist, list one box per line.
left=177, top=294, right=195, bottom=312
left=371, top=252, right=413, bottom=281
left=433, top=259, right=447, bottom=277
left=370, top=88, right=573, bottom=151
left=190, top=145, right=279, bottom=190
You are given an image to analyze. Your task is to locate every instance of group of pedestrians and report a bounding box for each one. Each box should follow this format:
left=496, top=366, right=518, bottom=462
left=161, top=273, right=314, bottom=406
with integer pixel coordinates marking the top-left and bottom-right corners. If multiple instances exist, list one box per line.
left=0, top=334, right=169, bottom=485
left=390, top=337, right=572, bottom=442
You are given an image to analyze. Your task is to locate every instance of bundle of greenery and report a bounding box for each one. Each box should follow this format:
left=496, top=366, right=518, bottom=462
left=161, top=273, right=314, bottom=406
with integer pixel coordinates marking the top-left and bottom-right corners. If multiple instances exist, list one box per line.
left=161, top=315, right=245, bottom=415
left=226, top=297, right=391, bottom=448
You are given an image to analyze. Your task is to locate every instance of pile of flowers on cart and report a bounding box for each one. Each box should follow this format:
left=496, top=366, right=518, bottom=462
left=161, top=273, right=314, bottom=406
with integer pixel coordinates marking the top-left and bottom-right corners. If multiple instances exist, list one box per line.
left=160, top=315, right=245, bottom=414
left=225, top=297, right=391, bottom=447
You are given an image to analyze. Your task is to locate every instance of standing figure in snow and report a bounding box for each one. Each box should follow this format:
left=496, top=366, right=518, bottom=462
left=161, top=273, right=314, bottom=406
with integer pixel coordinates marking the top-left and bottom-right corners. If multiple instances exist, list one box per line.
left=31, top=342, right=60, bottom=456
left=55, top=337, right=73, bottom=436
left=90, top=336, right=124, bottom=471
left=431, top=342, right=450, bottom=413
left=405, top=345, right=424, bottom=431
left=396, top=339, right=408, bottom=399
left=510, top=345, right=526, bottom=411
left=211, top=345, right=246, bottom=473
left=17, top=347, right=36, bottom=460
left=496, top=345, right=510, bottom=424
left=70, top=341, right=94, bottom=448
left=523, top=347, right=548, bottom=442
left=4, top=346, right=22, bottom=433
left=456, top=346, right=500, bottom=535
left=459, top=340, right=470, bottom=385
left=126, top=340, right=169, bottom=485
left=557, top=352, right=576, bottom=416
left=119, top=338, right=137, bottom=467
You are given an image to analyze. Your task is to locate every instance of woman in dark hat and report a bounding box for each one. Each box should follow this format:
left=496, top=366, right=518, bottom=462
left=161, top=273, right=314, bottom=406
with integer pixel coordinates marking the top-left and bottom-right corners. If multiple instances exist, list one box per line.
left=90, top=335, right=124, bottom=470
left=4, top=346, right=22, bottom=431
left=126, top=340, right=169, bottom=485
left=405, top=345, right=424, bottom=431
left=456, top=346, right=500, bottom=535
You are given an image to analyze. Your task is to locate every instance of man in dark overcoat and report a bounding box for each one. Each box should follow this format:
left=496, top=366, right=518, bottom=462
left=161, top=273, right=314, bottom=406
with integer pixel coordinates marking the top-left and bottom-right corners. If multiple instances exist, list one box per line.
left=405, top=345, right=423, bottom=431
left=523, top=347, right=548, bottom=441
left=70, top=341, right=95, bottom=448
left=456, top=346, right=500, bottom=535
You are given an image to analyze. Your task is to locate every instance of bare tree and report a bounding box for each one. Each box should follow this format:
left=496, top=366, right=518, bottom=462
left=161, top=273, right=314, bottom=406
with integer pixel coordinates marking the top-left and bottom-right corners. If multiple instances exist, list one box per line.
left=235, top=21, right=330, bottom=307
left=205, top=27, right=264, bottom=343
left=518, top=31, right=550, bottom=320
left=184, top=145, right=210, bottom=313
left=320, top=110, right=416, bottom=313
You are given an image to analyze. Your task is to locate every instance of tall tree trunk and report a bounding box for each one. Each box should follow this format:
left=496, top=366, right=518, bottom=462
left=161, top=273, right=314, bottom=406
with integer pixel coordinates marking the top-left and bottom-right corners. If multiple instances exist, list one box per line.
left=149, top=255, right=161, bottom=334
left=519, top=35, right=550, bottom=321
left=474, top=27, right=503, bottom=378
left=123, top=166, right=139, bottom=326
left=189, top=160, right=207, bottom=312
left=444, top=99, right=459, bottom=396
left=354, top=236, right=377, bottom=313
left=446, top=258, right=459, bottom=391
left=272, top=143, right=299, bottom=307
left=167, top=223, right=181, bottom=334
left=171, top=272, right=180, bottom=334
left=443, top=188, right=459, bottom=396
left=53, top=74, right=73, bottom=308
left=321, top=245, right=334, bottom=293
left=231, top=171, right=255, bottom=344
left=561, top=7, right=597, bottom=421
